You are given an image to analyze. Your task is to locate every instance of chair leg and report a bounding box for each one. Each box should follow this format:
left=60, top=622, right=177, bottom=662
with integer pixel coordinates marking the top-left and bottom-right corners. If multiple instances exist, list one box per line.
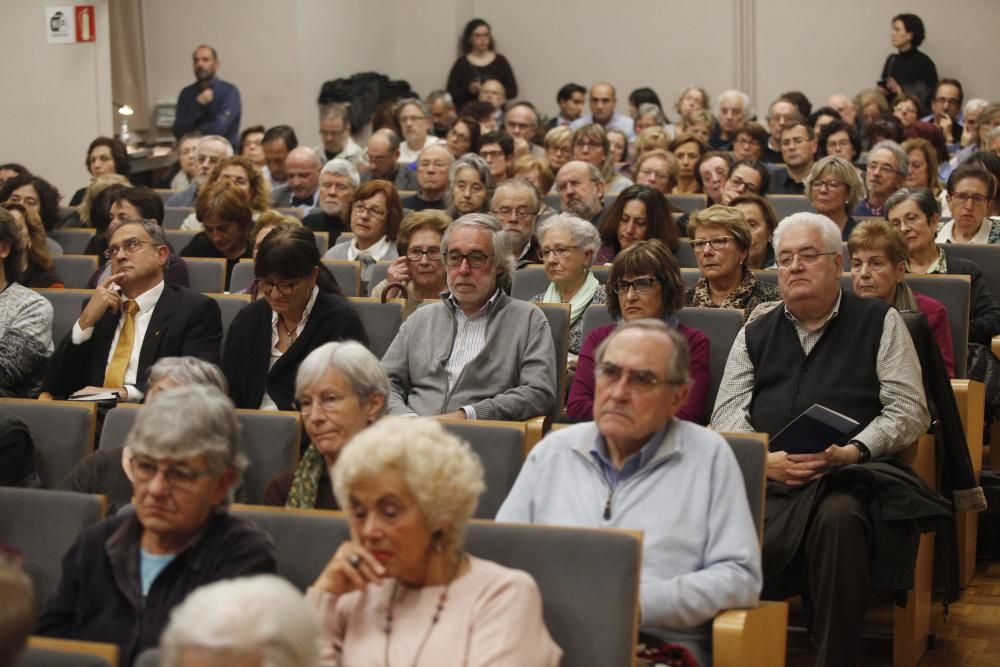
left=893, top=532, right=934, bottom=667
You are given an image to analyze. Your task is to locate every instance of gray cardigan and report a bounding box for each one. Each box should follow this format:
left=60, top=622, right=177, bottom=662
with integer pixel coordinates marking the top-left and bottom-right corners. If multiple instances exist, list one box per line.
left=381, top=291, right=557, bottom=420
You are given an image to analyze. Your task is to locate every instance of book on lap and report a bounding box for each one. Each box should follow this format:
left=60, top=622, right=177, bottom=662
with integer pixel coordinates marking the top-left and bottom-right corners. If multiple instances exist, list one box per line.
left=769, top=403, right=860, bottom=454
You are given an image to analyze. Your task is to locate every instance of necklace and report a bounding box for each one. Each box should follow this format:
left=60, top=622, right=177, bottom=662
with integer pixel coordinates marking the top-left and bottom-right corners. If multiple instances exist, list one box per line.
left=278, top=318, right=298, bottom=344
left=383, top=552, right=464, bottom=667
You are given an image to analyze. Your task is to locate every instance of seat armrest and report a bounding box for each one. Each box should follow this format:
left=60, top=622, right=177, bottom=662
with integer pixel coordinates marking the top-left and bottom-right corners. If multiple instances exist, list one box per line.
left=713, top=601, right=788, bottom=667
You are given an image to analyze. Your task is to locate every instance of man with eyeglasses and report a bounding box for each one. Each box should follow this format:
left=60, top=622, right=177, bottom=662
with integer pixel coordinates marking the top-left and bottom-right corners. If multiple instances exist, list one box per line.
left=921, top=79, right=964, bottom=148
left=396, top=99, right=445, bottom=165
left=555, top=161, right=607, bottom=226
left=166, top=135, right=234, bottom=207
left=771, top=121, right=817, bottom=195
left=504, top=102, right=546, bottom=159
left=172, top=45, right=242, bottom=149
left=491, top=178, right=542, bottom=266
left=382, top=213, right=556, bottom=421
left=855, top=140, right=908, bottom=217
left=498, top=319, right=761, bottom=666
left=312, top=102, right=363, bottom=167
left=40, top=218, right=222, bottom=402
left=713, top=212, right=932, bottom=667
left=362, top=129, right=418, bottom=191
left=401, top=144, right=453, bottom=212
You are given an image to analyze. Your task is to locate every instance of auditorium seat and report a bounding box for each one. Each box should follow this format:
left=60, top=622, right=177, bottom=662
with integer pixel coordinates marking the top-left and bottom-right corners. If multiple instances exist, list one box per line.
left=162, top=207, right=192, bottom=229
left=51, top=255, right=98, bottom=289
left=164, top=230, right=196, bottom=254
left=510, top=264, right=549, bottom=301
left=667, top=193, right=707, bottom=214
left=228, top=259, right=254, bottom=293
left=0, top=398, right=96, bottom=488
left=346, top=297, right=405, bottom=359
left=766, top=194, right=814, bottom=219
left=366, top=261, right=393, bottom=295
left=34, top=288, right=93, bottom=343
left=438, top=418, right=525, bottom=518
left=208, top=292, right=251, bottom=351
left=322, top=259, right=361, bottom=297
left=49, top=229, right=96, bottom=255
left=20, top=637, right=119, bottom=667
left=182, top=257, right=227, bottom=293
left=534, top=302, right=571, bottom=419
left=676, top=238, right=698, bottom=268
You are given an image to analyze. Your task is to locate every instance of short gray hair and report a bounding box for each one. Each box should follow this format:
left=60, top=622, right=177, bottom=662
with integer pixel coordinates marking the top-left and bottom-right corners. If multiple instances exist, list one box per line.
left=295, top=341, right=389, bottom=417
left=199, top=135, right=234, bottom=158
left=160, top=575, right=320, bottom=667
left=107, top=219, right=170, bottom=277
left=426, top=90, right=454, bottom=109
left=147, top=357, right=228, bottom=394
left=449, top=153, right=494, bottom=189
left=332, top=417, right=485, bottom=553
left=718, top=89, right=750, bottom=118
left=126, top=384, right=247, bottom=489
left=318, top=102, right=351, bottom=126
left=397, top=98, right=430, bottom=120
left=805, top=156, right=864, bottom=212
left=491, top=176, right=541, bottom=212
left=595, top=319, right=691, bottom=385
left=535, top=213, right=601, bottom=265
left=965, top=98, right=989, bottom=117
left=773, top=212, right=843, bottom=255
left=441, top=212, right=515, bottom=284
left=636, top=103, right=666, bottom=126
left=321, top=158, right=360, bottom=187
left=869, top=140, right=909, bottom=177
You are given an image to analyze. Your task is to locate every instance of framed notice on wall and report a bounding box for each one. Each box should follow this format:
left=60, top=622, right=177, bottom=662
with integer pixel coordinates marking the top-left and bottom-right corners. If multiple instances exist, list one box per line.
left=45, top=5, right=95, bottom=44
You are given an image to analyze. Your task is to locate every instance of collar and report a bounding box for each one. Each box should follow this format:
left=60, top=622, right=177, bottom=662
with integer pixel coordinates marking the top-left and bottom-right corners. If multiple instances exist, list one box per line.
left=939, top=218, right=992, bottom=244
left=270, top=285, right=319, bottom=328
left=121, top=280, right=165, bottom=314
left=590, top=422, right=670, bottom=471
left=572, top=420, right=684, bottom=477
left=784, top=289, right=843, bottom=329
left=347, top=235, right=392, bottom=262
left=445, top=287, right=503, bottom=319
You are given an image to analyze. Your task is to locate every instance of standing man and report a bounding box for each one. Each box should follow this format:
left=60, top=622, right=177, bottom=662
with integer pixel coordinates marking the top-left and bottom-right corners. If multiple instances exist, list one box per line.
left=313, top=103, right=363, bottom=166
left=172, top=45, right=241, bottom=149
left=571, top=82, right=635, bottom=139
left=855, top=141, right=907, bottom=217
left=271, top=147, right=322, bottom=210
left=363, top=129, right=419, bottom=191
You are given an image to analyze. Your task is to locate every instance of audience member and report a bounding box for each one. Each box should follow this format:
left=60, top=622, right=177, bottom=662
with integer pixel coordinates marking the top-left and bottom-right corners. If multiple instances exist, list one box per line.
left=923, top=79, right=964, bottom=147
left=491, top=177, right=542, bottom=266
left=0, top=164, right=30, bottom=190
left=67, top=172, right=129, bottom=229
left=782, top=90, right=813, bottom=119
left=711, top=89, right=750, bottom=150
left=572, top=124, right=632, bottom=193
left=720, top=159, right=770, bottom=204
left=427, top=90, right=458, bottom=137
left=512, top=154, right=556, bottom=217
left=543, top=126, right=573, bottom=175
left=935, top=163, right=999, bottom=243
left=302, top=158, right=357, bottom=242
left=446, top=18, right=518, bottom=111
left=893, top=93, right=922, bottom=130
left=478, top=130, right=513, bottom=185
left=478, top=78, right=508, bottom=121
left=827, top=93, right=859, bottom=128
left=730, top=194, right=780, bottom=269
left=370, top=210, right=450, bottom=313
left=271, top=146, right=322, bottom=210
left=172, top=45, right=242, bottom=148
left=608, top=127, right=630, bottom=175
left=902, top=137, right=942, bottom=193
left=763, top=98, right=801, bottom=162
left=773, top=121, right=817, bottom=194
left=446, top=154, right=493, bottom=218
left=2, top=203, right=62, bottom=288
left=880, top=13, right=938, bottom=109
left=679, top=109, right=715, bottom=145
left=695, top=151, right=733, bottom=205
left=179, top=155, right=271, bottom=231
left=808, top=106, right=841, bottom=135
left=556, top=161, right=607, bottom=226
left=250, top=213, right=300, bottom=260
left=261, top=125, right=298, bottom=187
left=397, top=99, right=445, bottom=165
left=465, top=99, right=500, bottom=133
left=504, top=101, right=544, bottom=158
left=806, top=156, right=865, bottom=239
left=0, top=174, right=63, bottom=234
left=237, top=124, right=266, bottom=170
left=668, top=133, right=707, bottom=194
left=0, top=564, right=34, bottom=667
left=546, top=82, right=587, bottom=130
left=732, top=122, right=768, bottom=161
left=444, top=116, right=481, bottom=159
left=571, top=82, right=635, bottom=138
left=633, top=103, right=667, bottom=137
left=171, top=132, right=202, bottom=191
left=69, top=137, right=131, bottom=206
left=324, top=179, right=402, bottom=286
left=817, top=119, right=861, bottom=163
left=181, top=180, right=254, bottom=284
left=165, top=135, right=234, bottom=207
left=314, top=102, right=363, bottom=166
left=855, top=140, right=907, bottom=217
left=595, top=184, right=677, bottom=264
left=632, top=149, right=678, bottom=196
left=401, top=144, right=453, bottom=211
left=363, top=129, right=419, bottom=191
left=673, top=86, right=709, bottom=129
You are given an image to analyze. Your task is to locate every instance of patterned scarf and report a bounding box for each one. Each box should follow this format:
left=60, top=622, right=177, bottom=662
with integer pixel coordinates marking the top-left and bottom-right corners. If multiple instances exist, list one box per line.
left=285, top=444, right=326, bottom=509
left=688, top=267, right=759, bottom=310
left=542, top=271, right=601, bottom=328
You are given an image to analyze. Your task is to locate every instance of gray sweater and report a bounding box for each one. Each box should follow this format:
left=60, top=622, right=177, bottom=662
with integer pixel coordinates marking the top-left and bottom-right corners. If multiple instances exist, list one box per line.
left=0, top=283, right=53, bottom=397
left=381, top=291, right=557, bottom=420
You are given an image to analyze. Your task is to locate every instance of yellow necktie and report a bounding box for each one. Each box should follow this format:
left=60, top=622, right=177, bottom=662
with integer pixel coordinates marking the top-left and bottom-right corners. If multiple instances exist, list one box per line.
left=104, top=300, right=140, bottom=388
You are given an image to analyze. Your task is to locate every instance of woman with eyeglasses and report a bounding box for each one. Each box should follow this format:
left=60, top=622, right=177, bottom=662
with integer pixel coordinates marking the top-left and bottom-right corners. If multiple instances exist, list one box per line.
left=684, top=205, right=780, bottom=312
left=805, top=156, right=865, bottom=240
left=324, top=180, right=402, bottom=289
left=566, top=239, right=710, bottom=423
left=572, top=124, right=633, bottom=194
left=370, top=211, right=451, bottom=314
left=935, top=163, right=1000, bottom=244
left=223, top=226, right=367, bottom=414
left=594, top=184, right=678, bottom=264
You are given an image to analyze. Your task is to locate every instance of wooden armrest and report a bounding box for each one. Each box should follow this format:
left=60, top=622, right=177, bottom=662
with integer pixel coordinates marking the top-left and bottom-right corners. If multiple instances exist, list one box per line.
left=523, top=416, right=549, bottom=456
left=28, top=636, right=120, bottom=665
left=900, top=434, right=936, bottom=487
left=992, top=335, right=1000, bottom=359
left=950, top=379, right=985, bottom=476
left=713, top=601, right=788, bottom=667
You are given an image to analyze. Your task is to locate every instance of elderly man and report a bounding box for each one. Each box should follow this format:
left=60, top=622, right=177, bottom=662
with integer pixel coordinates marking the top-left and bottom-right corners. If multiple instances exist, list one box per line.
left=855, top=140, right=908, bottom=216
left=556, top=161, right=607, bottom=226
left=478, top=131, right=514, bottom=185
left=762, top=98, right=801, bottom=163
left=772, top=121, right=816, bottom=194
left=826, top=94, right=858, bottom=128
left=381, top=213, right=556, bottom=421
left=40, top=219, right=222, bottom=401
left=172, top=45, right=241, bottom=148
left=397, top=99, right=444, bottom=165
left=570, top=82, right=635, bottom=138
left=504, top=102, right=545, bottom=158
left=271, top=147, right=322, bottom=210
left=427, top=90, right=457, bottom=137
left=498, top=320, right=761, bottom=665
left=401, top=144, right=453, bottom=211
left=261, top=125, right=298, bottom=188
left=710, top=90, right=750, bottom=150
left=302, top=158, right=357, bottom=242
left=491, top=178, right=542, bottom=265
left=165, top=135, right=233, bottom=207
left=712, top=213, right=941, bottom=667
left=313, top=102, right=363, bottom=166
left=36, top=385, right=276, bottom=665
left=363, top=129, right=419, bottom=190
left=545, top=82, right=587, bottom=130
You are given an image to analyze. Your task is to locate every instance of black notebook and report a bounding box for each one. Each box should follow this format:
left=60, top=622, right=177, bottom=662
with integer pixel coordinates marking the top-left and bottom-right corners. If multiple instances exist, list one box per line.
left=769, top=404, right=860, bottom=454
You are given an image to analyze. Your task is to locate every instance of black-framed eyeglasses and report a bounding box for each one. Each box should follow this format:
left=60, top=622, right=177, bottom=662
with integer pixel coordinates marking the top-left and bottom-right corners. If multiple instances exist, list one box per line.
left=255, top=276, right=303, bottom=296
left=104, top=237, right=160, bottom=259
left=595, top=362, right=675, bottom=391
left=129, top=455, right=214, bottom=491
left=406, top=247, right=443, bottom=262
left=612, top=277, right=660, bottom=294
left=444, top=251, right=492, bottom=268
left=690, top=237, right=734, bottom=253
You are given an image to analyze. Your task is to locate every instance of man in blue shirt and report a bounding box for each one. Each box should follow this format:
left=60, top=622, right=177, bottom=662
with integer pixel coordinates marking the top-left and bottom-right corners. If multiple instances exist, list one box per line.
left=172, top=45, right=241, bottom=149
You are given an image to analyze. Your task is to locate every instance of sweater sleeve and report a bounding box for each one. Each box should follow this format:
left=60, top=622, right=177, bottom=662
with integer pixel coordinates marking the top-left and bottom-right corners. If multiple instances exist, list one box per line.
left=381, top=315, right=418, bottom=416
left=564, top=326, right=609, bottom=420
left=676, top=325, right=710, bottom=424
left=0, top=292, right=53, bottom=393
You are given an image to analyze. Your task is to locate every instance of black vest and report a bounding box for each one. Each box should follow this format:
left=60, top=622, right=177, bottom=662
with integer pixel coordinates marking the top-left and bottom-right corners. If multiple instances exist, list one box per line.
left=745, top=292, right=889, bottom=447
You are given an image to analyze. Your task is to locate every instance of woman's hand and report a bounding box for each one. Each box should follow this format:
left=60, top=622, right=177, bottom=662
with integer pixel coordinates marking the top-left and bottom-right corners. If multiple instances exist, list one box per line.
left=312, top=541, right=387, bottom=596
left=385, top=256, right=412, bottom=286
left=886, top=77, right=902, bottom=95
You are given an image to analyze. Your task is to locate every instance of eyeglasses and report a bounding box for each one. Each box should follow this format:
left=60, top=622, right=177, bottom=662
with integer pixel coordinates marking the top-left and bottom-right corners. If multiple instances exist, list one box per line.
left=595, top=362, right=674, bottom=391
left=104, top=237, right=159, bottom=259
left=727, top=175, right=760, bottom=194
left=827, top=138, right=853, bottom=149
left=130, top=455, right=214, bottom=491
left=255, top=277, right=303, bottom=296
left=362, top=150, right=392, bottom=165
left=612, top=277, right=660, bottom=294
left=296, top=393, right=353, bottom=415
left=479, top=149, right=505, bottom=160
left=492, top=206, right=536, bottom=220
left=638, top=167, right=670, bottom=180
left=574, top=140, right=603, bottom=149
left=776, top=251, right=838, bottom=269
left=866, top=162, right=901, bottom=176
left=406, top=247, right=442, bottom=261
left=889, top=213, right=926, bottom=229
left=690, top=236, right=734, bottom=253
left=811, top=179, right=846, bottom=192
left=735, top=136, right=760, bottom=147
left=780, top=136, right=809, bottom=148
left=399, top=115, right=427, bottom=124
left=444, top=251, right=492, bottom=268
left=505, top=120, right=536, bottom=132
left=934, top=96, right=961, bottom=107
left=352, top=202, right=386, bottom=218
left=894, top=106, right=918, bottom=115
left=539, top=245, right=579, bottom=260
left=949, top=192, right=989, bottom=206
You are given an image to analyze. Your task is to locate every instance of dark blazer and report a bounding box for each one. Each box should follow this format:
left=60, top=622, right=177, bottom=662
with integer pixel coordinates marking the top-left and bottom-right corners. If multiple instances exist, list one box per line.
left=41, top=285, right=223, bottom=397
left=944, top=255, right=1000, bottom=344
left=222, top=291, right=368, bottom=410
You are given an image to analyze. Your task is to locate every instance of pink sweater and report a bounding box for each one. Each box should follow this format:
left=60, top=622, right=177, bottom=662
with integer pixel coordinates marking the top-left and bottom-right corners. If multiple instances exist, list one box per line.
left=307, top=555, right=562, bottom=667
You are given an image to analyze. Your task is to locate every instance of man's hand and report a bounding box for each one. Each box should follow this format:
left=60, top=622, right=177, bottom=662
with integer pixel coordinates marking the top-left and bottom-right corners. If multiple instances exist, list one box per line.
left=434, top=410, right=468, bottom=421
left=196, top=88, right=214, bottom=106
left=78, top=273, right=125, bottom=331
left=935, top=113, right=953, bottom=138
left=768, top=443, right=862, bottom=486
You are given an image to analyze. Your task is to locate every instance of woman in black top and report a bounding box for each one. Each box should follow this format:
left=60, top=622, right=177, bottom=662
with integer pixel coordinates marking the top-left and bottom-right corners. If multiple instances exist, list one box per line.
left=880, top=13, right=938, bottom=111
left=446, top=19, right=518, bottom=112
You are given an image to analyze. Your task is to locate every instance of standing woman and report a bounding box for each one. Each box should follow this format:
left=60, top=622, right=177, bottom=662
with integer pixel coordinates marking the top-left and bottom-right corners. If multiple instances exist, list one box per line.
left=879, top=13, right=938, bottom=110
left=446, top=19, right=518, bottom=112
left=69, top=137, right=131, bottom=206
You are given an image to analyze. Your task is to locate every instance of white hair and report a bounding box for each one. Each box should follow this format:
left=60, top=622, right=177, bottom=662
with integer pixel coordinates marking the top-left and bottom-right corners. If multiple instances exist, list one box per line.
left=773, top=212, right=843, bottom=255
left=535, top=213, right=601, bottom=265
left=159, top=575, right=320, bottom=667
left=717, top=90, right=750, bottom=118
left=295, top=341, right=389, bottom=417
left=869, top=139, right=909, bottom=176
left=199, top=135, right=234, bottom=158
left=965, top=98, right=989, bottom=117
left=320, top=158, right=360, bottom=187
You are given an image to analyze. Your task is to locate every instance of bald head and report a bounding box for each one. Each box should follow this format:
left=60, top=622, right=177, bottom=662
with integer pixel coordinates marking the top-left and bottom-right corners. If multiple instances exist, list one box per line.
left=556, top=160, right=604, bottom=221
left=416, top=144, right=454, bottom=198
left=366, top=130, right=401, bottom=179
left=589, top=82, right=617, bottom=125
left=285, top=147, right=322, bottom=199
left=826, top=94, right=857, bottom=127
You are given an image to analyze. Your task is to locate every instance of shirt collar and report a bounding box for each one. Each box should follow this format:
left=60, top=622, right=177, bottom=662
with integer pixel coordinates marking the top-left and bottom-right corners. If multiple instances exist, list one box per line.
left=590, top=422, right=671, bottom=484
left=446, top=287, right=503, bottom=319
left=122, top=280, right=165, bottom=314
left=347, top=235, right=392, bottom=262
left=270, top=285, right=319, bottom=328
left=783, top=289, right=843, bottom=329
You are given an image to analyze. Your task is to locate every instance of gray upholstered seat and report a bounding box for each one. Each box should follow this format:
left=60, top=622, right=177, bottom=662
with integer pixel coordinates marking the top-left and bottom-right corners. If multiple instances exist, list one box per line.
left=17, top=646, right=115, bottom=667
left=346, top=297, right=405, bottom=359
left=183, top=257, right=226, bottom=293
left=51, top=255, right=99, bottom=289
left=209, top=292, right=251, bottom=352
left=676, top=240, right=698, bottom=268
left=675, top=307, right=746, bottom=422
left=228, top=260, right=255, bottom=293
left=510, top=265, right=549, bottom=301
left=941, top=243, right=1000, bottom=304
left=667, top=194, right=707, bottom=215
left=49, top=229, right=96, bottom=255
left=0, top=399, right=96, bottom=488
left=366, top=261, right=392, bottom=295
left=322, top=260, right=361, bottom=297
left=161, top=207, right=192, bottom=229
left=439, top=420, right=524, bottom=518
left=534, top=302, right=570, bottom=418
left=34, top=289, right=93, bottom=343
left=164, top=230, right=196, bottom=254
left=766, top=194, right=814, bottom=219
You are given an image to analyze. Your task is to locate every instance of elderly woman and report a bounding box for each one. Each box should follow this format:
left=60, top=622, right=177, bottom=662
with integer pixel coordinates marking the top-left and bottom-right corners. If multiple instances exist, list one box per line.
left=180, top=156, right=271, bottom=231
left=161, top=575, right=320, bottom=667
left=370, top=210, right=450, bottom=314
left=893, top=94, right=922, bottom=130
left=566, top=239, right=710, bottom=423
left=668, top=133, right=706, bottom=194
left=307, top=416, right=561, bottom=666
left=634, top=103, right=668, bottom=138
left=902, top=137, right=941, bottom=193
left=0, top=207, right=53, bottom=398
left=848, top=219, right=955, bottom=376
left=632, top=149, right=678, bottom=196
left=171, top=133, right=202, bottom=191
left=323, top=180, right=402, bottom=286
left=64, top=172, right=130, bottom=229
left=805, top=156, right=865, bottom=239
left=180, top=180, right=254, bottom=285
left=595, top=184, right=677, bottom=264
left=445, top=116, right=481, bottom=159
left=251, top=211, right=301, bottom=259
left=634, top=126, right=672, bottom=159
left=512, top=154, right=556, bottom=219
left=446, top=153, right=493, bottom=218
left=729, top=193, right=780, bottom=269
left=69, top=137, right=131, bottom=206
left=37, top=385, right=277, bottom=666
left=262, top=341, right=387, bottom=509
left=696, top=151, right=733, bottom=206
left=1, top=203, right=62, bottom=288
left=224, top=226, right=366, bottom=412
left=685, top=205, right=781, bottom=312
left=572, top=124, right=633, bottom=194
left=543, top=126, right=573, bottom=177
left=678, top=110, right=714, bottom=146
left=935, top=163, right=1000, bottom=244
left=529, top=214, right=607, bottom=356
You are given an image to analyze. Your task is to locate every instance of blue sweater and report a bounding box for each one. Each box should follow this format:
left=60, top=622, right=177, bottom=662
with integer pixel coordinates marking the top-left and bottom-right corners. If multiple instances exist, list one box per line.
left=172, top=78, right=242, bottom=148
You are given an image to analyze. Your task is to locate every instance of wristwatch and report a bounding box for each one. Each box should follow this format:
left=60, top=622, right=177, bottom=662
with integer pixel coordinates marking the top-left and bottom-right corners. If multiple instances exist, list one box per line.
left=849, top=440, right=871, bottom=463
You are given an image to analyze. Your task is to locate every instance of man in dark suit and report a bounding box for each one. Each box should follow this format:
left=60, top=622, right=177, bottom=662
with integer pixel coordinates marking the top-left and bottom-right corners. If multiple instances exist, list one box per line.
left=270, top=147, right=321, bottom=211
left=40, top=219, right=222, bottom=401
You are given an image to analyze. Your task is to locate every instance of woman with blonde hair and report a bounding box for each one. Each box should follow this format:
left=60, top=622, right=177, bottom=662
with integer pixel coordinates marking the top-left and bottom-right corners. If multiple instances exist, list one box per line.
left=370, top=210, right=451, bottom=313
left=632, top=149, right=678, bottom=197
left=543, top=126, right=573, bottom=176
left=902, top=137, right=941, bottom=194
left=1, top=203, right=61, bottom=288
left=181, top=156, right=271, bottom=231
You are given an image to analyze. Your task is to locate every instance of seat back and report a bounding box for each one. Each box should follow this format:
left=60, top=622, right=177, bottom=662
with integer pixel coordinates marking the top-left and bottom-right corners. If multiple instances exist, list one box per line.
left=510, top=264, right=549, bottom=301
left=183, top=257, right=227, bottom=293
left=438, top=419, right=525, bottom=518
left=0, top=399, right=96, bottom=488
left=766, top=195, right=814, bottom=219
left=34, top=289, right=93, bottom=343
left=676, top=239, right=698, bottom=268
left=581, top=303, right=614, bottom=340
left=0, top=488, right=106, bottom=606
left=940, top=243, right=1000, bottom=305
left=346, top=297, right=406, bottom=359
left=51, top=255, right=98, bottom=289
left=97, top=405, right=140, bottom=450
left=719, top=433, right=768, bottom=541
left=534, top=302, right=571, bottom=418
left=667, top=194, right=707, bottom=214
left=208, top=292, right=251, bottom=352
left=133, top=648, right=159, bottom=667
left=162, top=207, right=192, bottom=229
left=367, top=261, right=393, bottom=293
left=164, top=229, right=196, bottom=253
left=21, top=638, right=119, bottom=667
left=675, top=307, right=746, bottom=423
left=322, top=260, right=361, bottom=297
left=312, top=231, right=329, bottom=254
left=49, top=229, right=96, bottom=254
left=229, top=259, right=255, bottom=292
left=681, top=267, right=700, bottom=289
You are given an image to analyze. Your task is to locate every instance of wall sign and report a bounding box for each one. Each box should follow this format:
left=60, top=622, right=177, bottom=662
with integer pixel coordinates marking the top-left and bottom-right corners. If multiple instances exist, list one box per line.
left=46, top=5, right=95, bottom=44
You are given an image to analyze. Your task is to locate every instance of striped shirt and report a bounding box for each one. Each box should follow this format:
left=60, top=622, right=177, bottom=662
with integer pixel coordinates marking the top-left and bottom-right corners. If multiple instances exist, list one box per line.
left=446, top=289, right=503, bottom=419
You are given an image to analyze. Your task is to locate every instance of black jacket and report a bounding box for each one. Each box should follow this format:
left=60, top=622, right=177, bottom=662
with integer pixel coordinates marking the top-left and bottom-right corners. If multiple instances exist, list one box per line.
left=944, top=255, right=1000, bottom=345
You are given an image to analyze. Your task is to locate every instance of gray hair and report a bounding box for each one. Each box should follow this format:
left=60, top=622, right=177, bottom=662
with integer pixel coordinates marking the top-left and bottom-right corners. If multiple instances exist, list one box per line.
left=441, top=212, right=515, bottom=284
left=869, top=140, right=909, bottom=177
left=884, top=186, right=941, bottom=219
left=773, top=212, right=843, bottom=255
left=988, top=126, right=1000, bottom=145
left=332, top=417, right=485, bottom=553
left=160, top=575, right=320, bottom=667
left=397, top=98, right=430, bottom=119
left=535, top=213, right=601, bottom=266
left=447, top=154, right=494, bottom=216
left=295, top=341, right=389, bottom=417
left=595, top=319, right=691, bottom=385
left=199, top=135, right=235, bottom=158
left=718, top=90, right=751, bottom=118
left=318, top=102, right=351, bottom=126
left=147, top=357, right=228, bottom=394
left=805, top=156, right=864, bottom=212
left=426, top=90, right=454, bottom=109
left=320, top=158, right=360, bottom=188
left=491, top=176, right=541, bottom=212
left=370, top=128, right=401, bottom=152
left=126, top=384, right=247, bottom=490
left=636, top=103, right=667, bottom=126
left=107, top=218, right=169, bottom=248
left=965, top=98, right=989, bottom=117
